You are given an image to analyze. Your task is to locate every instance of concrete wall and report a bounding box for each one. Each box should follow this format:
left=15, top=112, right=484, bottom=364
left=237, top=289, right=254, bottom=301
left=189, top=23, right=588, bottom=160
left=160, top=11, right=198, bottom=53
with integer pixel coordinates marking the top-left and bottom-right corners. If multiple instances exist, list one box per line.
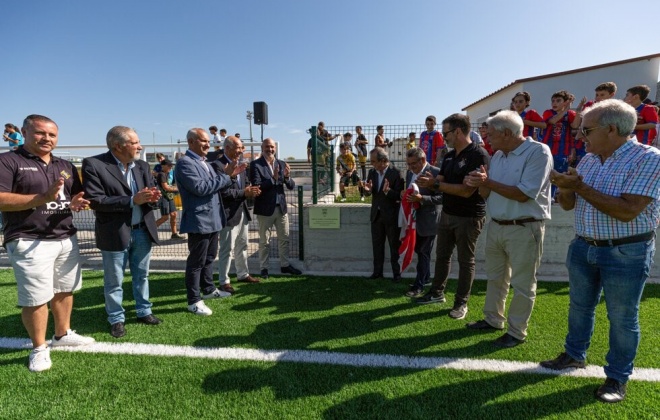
left=302, top=204, right=660, bottom=283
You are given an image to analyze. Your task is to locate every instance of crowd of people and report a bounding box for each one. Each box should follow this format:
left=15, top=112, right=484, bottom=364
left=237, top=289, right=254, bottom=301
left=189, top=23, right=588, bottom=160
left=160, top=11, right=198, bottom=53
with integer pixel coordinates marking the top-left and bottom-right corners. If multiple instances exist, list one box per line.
left=0, top=117, right=302, bottom=372
left=1, top=81, right=659, bottom=404
left=357, top=92, right=660, bottom=403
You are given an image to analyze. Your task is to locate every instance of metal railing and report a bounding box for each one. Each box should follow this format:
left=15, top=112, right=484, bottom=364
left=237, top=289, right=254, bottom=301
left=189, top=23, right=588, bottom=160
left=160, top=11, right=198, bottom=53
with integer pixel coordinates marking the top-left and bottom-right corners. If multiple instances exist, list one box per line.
left=0, top=143, right=303, bottom=263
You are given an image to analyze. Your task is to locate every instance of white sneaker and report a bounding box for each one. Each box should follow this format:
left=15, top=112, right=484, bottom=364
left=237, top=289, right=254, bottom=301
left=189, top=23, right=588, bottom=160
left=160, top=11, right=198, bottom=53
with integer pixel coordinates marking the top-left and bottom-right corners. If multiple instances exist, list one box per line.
left=188, top=301, right=213, bottom=316
left=202, top=288, right=231, bottom=300
left=360, top=196, right=365, bottom=201
left=340, top=198, right=346, bottom=202
left=29, top=344, right=52, bottom=372
left=51, top=329, right=95, bottom=347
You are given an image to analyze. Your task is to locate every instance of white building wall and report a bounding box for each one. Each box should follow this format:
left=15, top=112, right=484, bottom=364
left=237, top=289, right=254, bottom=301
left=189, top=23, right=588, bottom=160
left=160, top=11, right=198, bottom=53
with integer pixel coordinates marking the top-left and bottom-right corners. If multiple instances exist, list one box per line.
left=466, top=58, right=660, bottom=123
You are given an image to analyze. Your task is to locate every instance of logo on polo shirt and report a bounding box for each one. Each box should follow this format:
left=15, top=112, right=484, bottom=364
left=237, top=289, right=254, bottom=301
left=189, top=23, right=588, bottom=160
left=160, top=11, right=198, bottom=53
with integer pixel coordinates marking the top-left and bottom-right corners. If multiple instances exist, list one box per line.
left=45, top=186, right=71, bottom=212
left=60, top=170, right=71, bottom=179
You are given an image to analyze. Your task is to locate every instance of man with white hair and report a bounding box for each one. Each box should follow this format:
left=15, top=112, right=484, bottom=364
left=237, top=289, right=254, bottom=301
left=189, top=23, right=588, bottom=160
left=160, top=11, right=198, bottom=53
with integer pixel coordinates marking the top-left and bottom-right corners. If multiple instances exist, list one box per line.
left=541, top=99, right=660, bottom=403
left=464, top=110, right=552, bottom=348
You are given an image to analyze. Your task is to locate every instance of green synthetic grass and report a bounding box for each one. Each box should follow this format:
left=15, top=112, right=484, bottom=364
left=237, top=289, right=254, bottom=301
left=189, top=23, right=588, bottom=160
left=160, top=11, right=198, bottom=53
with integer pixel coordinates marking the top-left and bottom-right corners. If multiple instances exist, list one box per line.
left=0, top=269, right=658, bottom=419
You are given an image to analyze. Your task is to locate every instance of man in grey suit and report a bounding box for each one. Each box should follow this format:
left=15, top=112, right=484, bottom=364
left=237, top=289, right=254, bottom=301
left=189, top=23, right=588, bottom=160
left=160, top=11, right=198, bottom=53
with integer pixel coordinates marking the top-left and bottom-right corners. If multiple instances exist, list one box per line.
left=214, top=136, right=262, bottom=292
left=175, top=128, right=245, bottom=316
left=402, top=147, right=442, bottom=297
left=82, top=126, right=163, bottom=338
left=415, top=114, right=490, bottom=320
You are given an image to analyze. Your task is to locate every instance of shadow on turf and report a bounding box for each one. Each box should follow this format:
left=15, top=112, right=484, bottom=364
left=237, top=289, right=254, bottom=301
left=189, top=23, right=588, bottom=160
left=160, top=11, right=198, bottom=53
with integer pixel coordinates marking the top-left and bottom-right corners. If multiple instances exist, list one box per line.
left=201, top=363, right=598, bottom=418
left=322, top=373, right=600, bottom=419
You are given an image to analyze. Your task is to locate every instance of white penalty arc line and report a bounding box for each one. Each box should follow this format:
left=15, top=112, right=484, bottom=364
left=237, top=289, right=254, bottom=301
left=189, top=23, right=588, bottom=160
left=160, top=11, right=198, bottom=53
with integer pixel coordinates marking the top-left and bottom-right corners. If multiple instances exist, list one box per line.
left=1, top=337, right=659, bottom=382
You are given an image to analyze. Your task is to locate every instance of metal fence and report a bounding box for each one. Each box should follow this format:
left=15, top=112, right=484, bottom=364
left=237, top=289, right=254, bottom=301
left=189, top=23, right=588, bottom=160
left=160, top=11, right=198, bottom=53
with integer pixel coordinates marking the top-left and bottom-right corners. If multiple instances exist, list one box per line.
left=0, top=148, right=304, bottom=263
left=306, top=122, right=488, bottom=204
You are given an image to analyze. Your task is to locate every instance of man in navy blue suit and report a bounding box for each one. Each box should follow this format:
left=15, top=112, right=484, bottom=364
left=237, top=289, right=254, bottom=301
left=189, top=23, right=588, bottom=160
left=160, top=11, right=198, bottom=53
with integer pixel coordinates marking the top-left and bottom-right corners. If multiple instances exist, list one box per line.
left=250, top=138, right=302, bottom=278
left=175, top=128, right=245, bottom=316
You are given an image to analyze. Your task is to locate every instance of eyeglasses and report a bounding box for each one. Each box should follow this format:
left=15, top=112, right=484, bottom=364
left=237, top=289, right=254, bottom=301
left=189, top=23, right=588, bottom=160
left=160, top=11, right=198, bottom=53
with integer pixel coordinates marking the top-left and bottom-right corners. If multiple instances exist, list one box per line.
left=406, top=159, right=422, bottom=167
left=580, top=125, right=606, bottom=137
left=442, top=128, right=457, bottom=137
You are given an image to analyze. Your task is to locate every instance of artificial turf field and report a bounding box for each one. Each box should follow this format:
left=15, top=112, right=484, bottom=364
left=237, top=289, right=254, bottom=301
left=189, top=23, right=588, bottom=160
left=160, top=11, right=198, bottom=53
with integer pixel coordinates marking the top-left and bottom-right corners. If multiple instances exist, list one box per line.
left=0, top=269, right=658, bottom=419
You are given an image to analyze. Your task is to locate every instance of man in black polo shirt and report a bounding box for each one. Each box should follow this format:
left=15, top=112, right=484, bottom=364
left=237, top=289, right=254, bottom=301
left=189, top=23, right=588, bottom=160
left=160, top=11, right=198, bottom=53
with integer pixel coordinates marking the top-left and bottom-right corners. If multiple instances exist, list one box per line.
left=415, top=113, right=490, bottom=320
left=0, top=114, right=95, bottom=372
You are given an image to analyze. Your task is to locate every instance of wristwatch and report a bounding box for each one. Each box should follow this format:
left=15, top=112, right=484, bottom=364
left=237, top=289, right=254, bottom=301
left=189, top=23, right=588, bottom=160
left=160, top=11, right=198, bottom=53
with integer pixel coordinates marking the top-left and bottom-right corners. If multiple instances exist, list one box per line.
left=433, top=180, right=441, bottom=190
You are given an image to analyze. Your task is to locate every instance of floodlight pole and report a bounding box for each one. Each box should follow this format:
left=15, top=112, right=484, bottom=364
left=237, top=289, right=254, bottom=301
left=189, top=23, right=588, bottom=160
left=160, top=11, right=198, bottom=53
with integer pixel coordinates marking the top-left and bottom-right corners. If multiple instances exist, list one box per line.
left=246, top=110, right=253, bottom=141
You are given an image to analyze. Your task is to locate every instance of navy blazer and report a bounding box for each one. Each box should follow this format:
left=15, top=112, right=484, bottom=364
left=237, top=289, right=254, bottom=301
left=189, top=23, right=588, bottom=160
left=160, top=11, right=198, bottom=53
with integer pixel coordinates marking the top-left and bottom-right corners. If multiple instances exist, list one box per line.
left=212, top=155, right=251, bottom=227
left=405, top=164, right=442, bottom=236
left=82, top=151, right=159, bottom=252
left=365, top=164, right=404, bottom=223
left=250, top=156, right=295, bottom=217
left=175, top=150, right=231, bottom=234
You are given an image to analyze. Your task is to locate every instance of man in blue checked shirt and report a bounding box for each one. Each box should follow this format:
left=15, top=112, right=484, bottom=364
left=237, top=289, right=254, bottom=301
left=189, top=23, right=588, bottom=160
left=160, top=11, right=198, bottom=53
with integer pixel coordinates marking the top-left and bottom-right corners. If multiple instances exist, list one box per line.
left=541, top=99, right=660, bottom=404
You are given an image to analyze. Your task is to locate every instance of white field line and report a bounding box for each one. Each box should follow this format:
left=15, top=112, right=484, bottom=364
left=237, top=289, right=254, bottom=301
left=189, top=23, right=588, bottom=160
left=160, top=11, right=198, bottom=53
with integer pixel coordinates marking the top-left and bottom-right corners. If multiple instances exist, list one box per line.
left=1, top=337, right=659, bottom=382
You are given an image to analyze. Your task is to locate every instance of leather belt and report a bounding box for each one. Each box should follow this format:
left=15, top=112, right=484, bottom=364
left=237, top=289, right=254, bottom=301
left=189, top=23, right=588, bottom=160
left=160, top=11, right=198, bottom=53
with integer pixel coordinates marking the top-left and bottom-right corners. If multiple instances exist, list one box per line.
left=577, top=231, right=655, bottom=247
left=491, top=217, right=542, bottom=226
left=131, top=222, right=147, bottom=230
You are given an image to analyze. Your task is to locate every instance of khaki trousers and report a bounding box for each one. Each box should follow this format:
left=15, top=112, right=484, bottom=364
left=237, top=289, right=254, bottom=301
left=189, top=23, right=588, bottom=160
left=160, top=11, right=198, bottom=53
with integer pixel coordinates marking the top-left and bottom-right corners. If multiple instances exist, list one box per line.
left=483, top=220, right=544, bottom=340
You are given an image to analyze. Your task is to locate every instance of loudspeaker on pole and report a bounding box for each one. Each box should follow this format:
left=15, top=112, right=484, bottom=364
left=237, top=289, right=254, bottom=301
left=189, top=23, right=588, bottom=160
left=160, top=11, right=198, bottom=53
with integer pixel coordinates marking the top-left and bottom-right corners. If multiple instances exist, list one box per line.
left=253, top=101, right=268, bottom=125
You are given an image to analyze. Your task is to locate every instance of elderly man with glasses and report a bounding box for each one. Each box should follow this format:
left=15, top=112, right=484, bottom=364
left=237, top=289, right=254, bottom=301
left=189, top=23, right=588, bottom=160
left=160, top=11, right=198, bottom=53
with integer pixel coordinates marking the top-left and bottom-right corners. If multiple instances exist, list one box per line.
left=464, top=110, right=553, bottom=348
left=540, top=99, right=660, bottom=403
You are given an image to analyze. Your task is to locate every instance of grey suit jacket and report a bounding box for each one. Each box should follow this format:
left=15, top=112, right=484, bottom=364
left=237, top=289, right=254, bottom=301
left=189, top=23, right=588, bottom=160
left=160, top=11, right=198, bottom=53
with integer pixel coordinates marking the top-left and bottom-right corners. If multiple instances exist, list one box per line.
left=406, top=164, right=442, bottom=236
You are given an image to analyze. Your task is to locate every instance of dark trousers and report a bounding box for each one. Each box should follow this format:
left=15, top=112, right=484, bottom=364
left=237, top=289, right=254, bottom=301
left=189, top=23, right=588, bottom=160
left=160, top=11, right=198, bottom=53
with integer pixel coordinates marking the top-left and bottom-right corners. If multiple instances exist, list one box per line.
left=185, top=231, right=219, bottom=305
left=412, top=234, right=436, bottom=289
left=431, top=212, right=485, bottom=304
left=371, top=213, right=401, bottom=276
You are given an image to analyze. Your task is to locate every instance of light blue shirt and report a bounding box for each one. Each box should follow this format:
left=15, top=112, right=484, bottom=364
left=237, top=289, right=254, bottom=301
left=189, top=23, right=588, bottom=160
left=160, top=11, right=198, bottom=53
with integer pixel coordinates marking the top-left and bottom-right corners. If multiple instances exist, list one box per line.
left=111, top=153, right=143, bottom=226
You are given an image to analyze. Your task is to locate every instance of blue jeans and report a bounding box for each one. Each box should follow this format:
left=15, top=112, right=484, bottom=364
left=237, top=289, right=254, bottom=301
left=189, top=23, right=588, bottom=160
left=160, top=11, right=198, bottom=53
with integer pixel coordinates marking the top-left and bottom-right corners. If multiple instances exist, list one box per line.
left=101, top=228, right=153, bottom=325
left=564, top=236, right=654, bottom=383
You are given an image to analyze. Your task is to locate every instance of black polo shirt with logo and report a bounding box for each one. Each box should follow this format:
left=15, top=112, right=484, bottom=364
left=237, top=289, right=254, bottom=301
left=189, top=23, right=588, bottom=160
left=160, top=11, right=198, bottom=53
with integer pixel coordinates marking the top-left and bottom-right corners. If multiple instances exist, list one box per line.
left=0, top=147, right=82, bottom=246
left=440, top=142, right=490, bottom=218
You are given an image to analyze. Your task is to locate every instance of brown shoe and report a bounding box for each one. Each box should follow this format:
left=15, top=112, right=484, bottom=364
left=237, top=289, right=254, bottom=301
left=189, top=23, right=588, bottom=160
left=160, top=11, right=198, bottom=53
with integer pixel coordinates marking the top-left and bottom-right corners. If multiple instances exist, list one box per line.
left=238, top=275, right=260, bottom=283
left=219, top=284, right=235, bottom=294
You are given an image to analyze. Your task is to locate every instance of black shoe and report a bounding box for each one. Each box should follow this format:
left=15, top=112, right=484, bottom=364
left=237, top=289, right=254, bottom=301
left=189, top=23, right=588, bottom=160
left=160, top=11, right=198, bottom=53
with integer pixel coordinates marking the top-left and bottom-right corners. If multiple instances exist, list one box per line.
left=540, top=352, right=586, bottom=370
left=493, top=333, right=525, bottom=348
left=392, top=274, right=402, bottom=283
left=281, top=265, right=302, bottom=275
left=136, top=314, right=163, bottom=325
left=466, top=319, right=504, bottom=331
left=260, top=269, right=269, bottom=279
left=110, top=322, right=125, bottom=338
left=415, top=291, right=446, bottom=305
left=367, top=273, right=383, bottom=280
left=595, top=378, right=627, bottom=403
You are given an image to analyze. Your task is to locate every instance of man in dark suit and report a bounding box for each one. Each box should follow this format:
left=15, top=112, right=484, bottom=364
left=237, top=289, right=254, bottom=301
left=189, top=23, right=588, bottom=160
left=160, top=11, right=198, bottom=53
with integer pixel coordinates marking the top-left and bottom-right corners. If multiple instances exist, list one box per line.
left=402, top=147, right=442, bottom=297
left=82, top=126, right=163, bottom=338
left=415, top=114, right=490, bottom=321
left=250, top=138, right=302, bottom=278
left=213, top=136, right=262, bottom=293
left=175, top=128, right=245, bottom=317
left=363, top=147, right=404, bottom=282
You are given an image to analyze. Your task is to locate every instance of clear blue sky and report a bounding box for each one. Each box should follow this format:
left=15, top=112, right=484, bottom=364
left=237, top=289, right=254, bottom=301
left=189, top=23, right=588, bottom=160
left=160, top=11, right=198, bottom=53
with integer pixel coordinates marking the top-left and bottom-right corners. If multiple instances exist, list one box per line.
left=3, top=0, right=659, bottom=159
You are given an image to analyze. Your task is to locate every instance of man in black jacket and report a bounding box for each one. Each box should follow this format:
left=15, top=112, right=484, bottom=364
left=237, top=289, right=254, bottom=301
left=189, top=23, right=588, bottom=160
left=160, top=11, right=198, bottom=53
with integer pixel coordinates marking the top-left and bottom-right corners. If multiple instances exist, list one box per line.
left=363, top=147, right=404, bottom=282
